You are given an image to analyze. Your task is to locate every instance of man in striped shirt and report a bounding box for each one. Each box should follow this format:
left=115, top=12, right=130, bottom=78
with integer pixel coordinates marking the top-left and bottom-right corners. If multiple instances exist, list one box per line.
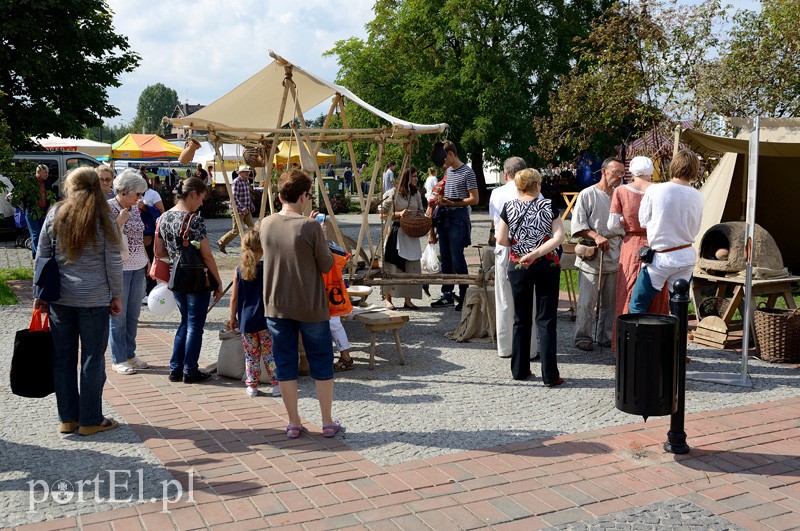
left=217, top=165, right=255, bottom=254
left=429, top=140, right=479, bottom=311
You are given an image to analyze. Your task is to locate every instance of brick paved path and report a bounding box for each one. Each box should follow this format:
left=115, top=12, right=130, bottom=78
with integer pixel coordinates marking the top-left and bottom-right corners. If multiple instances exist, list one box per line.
left=12, top=317, right=800, bottom=530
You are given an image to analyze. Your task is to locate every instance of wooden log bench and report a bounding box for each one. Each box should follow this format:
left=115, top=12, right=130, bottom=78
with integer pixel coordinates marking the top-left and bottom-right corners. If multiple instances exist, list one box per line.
left=352, top=310, right=409, bottom=369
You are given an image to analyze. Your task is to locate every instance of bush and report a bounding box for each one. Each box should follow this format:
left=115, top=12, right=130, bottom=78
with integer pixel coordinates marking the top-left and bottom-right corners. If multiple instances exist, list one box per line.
left=317, top=194, right=351, bottom=215
left=200, top=188, right=229, bottom=219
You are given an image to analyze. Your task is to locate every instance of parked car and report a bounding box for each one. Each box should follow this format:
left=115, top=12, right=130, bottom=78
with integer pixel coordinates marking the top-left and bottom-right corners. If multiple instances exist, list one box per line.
left=12, top=150, right=100, bottom=198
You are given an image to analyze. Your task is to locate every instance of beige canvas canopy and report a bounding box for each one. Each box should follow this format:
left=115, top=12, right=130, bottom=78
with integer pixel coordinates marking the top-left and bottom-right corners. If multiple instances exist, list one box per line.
left=167, top=51, right=452, bottom=287
left=681, top=118, right=800, bottom=274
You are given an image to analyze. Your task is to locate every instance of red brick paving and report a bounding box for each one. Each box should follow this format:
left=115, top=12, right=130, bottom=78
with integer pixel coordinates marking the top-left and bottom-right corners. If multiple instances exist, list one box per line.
left=9, top=281, right=800, bottom=529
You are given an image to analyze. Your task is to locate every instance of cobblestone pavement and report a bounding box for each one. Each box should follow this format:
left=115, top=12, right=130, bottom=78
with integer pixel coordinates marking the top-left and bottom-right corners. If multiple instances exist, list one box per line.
left=2, top=212, right=800, bottom=529
left=552, top=499, right=742, bottom=530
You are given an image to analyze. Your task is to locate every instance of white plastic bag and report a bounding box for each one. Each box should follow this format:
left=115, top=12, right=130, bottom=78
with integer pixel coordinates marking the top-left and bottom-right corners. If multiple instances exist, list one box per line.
left=421, top=243, right=441, bottom=274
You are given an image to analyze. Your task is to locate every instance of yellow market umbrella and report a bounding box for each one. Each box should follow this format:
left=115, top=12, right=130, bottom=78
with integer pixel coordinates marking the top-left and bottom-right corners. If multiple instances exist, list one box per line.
left=111, top=134, right=184, bottom=159
left=273, top=140, right=336, bottom=165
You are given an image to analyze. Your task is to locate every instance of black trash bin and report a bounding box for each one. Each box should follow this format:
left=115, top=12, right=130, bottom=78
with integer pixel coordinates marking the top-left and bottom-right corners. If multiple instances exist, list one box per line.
left=616, top=313, right=678, bottom=421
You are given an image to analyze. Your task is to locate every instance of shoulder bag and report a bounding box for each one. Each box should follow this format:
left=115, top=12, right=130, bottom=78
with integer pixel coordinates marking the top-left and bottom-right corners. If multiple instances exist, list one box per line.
left=33, top=237, right=60, bottom=302
left=149, top=217, right=171, bottom=283
left=168, top=212, right=218, bottom=293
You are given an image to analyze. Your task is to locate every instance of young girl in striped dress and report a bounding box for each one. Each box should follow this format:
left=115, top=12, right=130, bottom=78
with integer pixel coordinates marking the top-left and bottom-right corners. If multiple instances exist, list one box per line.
left=229, top=225, right=280, bottom=397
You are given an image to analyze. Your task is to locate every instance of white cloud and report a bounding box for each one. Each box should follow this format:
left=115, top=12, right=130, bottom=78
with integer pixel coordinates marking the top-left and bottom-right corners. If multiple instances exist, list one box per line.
left=104, top=0, right=373, bottom=124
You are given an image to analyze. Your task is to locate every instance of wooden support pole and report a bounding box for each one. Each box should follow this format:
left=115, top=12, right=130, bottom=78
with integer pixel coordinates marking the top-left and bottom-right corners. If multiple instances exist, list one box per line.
left=259, top=67, right=292, bottom=219
left=213, top=138, right=245, bottom=239
left=339, top=97, right=375, bottom=263
left=356, top=141, right=384, bottom=268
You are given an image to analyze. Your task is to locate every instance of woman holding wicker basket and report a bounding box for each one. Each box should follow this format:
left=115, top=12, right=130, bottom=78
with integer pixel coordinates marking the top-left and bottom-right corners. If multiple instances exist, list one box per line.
left=378, top=166, right=426, bottom=309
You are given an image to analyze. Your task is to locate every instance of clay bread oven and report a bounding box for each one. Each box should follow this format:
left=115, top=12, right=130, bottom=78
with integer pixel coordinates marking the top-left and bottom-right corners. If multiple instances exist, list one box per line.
left=696, top=221, right=788, bottom=279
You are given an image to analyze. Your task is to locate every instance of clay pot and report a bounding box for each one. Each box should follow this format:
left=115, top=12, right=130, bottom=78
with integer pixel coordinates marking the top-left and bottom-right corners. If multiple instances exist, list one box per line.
left=178, top=139, right=201, bottom=165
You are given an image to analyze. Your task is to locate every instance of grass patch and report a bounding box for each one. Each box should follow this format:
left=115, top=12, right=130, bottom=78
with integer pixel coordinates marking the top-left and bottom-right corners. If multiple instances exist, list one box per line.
left=0, top=267, right=33, bottom=306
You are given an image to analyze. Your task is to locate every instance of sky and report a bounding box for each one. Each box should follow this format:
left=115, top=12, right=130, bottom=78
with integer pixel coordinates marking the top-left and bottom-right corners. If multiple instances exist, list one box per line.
left=104, top=0, right=760, bottom=126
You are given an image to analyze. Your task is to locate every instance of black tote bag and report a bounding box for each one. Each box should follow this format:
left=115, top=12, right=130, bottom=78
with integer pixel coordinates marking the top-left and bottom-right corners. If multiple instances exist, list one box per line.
left=168, top=212, right=218, bottom=293
left=10, top=309, right=55, bottom=398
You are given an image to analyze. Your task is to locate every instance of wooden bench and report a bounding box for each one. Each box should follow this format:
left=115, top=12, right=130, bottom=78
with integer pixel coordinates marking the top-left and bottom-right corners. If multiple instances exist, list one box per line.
left=352, top=310, right=409, bottom=369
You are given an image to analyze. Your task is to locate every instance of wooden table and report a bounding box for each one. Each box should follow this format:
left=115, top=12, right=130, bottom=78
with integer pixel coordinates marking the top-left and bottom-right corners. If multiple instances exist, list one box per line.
left=561, top=192, right=579, bottom=220
left=352, top=310, right=409, bottom=369
left=691, top=272, right=799, bottom=351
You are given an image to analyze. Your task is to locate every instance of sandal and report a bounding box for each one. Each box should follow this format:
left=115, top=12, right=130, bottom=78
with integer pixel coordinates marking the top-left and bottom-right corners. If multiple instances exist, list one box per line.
left=59, top=421, right=79, bottom=434
left=112, top=362, right=137, bottom=375
left=79, top=417, right=119, bottom=436
left=334, top=357, right=354, bottom=372
left=322, top=420, right=344, bottom=438
left=403, top=302, right=419, bottom=309
left=286, top=425, right=305, bottom=439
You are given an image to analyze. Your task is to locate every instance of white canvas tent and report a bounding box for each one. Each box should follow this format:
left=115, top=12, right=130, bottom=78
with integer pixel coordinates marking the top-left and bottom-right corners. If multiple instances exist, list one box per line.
left=682, top=118, right=800, bottom=275
left=34, top=134, right=111, bottom=159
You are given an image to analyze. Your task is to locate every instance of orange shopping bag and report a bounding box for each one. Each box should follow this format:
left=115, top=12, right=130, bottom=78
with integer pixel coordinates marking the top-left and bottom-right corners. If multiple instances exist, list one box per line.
left=322, top=250, right=352, bottom=317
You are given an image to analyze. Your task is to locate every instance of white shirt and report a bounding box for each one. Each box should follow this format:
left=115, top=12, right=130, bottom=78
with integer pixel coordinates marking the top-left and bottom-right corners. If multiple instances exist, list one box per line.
left=639, top=181, right=704, bottom=253
left=143, top=188, right=162, bottom=207
left=424, top=176, right=438, bottom=202
left=489, top=181, right=519, bottom=226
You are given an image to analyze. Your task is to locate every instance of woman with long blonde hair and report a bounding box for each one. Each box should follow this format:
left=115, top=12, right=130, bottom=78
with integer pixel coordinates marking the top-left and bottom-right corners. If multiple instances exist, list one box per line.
left=229, top=223, right=280, bottom=398
left=34, top=166, right=124, bottom=436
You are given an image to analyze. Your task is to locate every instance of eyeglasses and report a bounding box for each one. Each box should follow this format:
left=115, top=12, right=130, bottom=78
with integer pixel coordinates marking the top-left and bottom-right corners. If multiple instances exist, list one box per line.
left=305, top=191, right=315, bottom=201
left=609, top=170, right=625, bottom=177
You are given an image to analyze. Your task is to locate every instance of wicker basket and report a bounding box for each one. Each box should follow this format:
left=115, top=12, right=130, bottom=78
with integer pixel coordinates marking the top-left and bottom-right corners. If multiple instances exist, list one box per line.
left=698, top=296, right=729, bottom=319
left=399, top=213, right=432, bottom=238
left=753, top=306, right=800, bottom=363
left=243, top=148, right=264, bottom=167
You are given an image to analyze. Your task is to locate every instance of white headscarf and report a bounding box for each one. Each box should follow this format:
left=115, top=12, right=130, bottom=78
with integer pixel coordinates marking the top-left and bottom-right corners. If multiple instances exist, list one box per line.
left=629, top=156, right=654, bottom=176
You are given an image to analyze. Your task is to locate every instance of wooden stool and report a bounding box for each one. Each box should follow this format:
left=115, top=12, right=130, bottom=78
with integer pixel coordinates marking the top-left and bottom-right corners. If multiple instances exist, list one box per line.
left=352, top=310, right=409, bottom=369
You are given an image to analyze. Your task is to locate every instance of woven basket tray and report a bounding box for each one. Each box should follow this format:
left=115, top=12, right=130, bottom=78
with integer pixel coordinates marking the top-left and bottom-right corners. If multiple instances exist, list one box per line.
left=399, top=215, right=432, bottom=238
left=754, top=306, right=800, bottom=363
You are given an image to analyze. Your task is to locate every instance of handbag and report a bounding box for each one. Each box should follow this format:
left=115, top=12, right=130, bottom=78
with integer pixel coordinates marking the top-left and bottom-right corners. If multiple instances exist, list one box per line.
left=168, top=212, right=219, bottom=293
left=149, top=218, right=171, bottom=283
left=10, top=309, right=55, bottom=398
left=33, top=238, right=60, bottom=302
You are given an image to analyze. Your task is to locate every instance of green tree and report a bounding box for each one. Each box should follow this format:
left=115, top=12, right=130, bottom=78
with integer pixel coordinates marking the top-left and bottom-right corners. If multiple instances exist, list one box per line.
left=84, top=122, right=135, bottom=144
left=326, top=0, right=612, bottom=199
left=132, top=83, right=179, bottom=135
left=698, top=0, right=800, bottom=119
left=533, top=0, right=727, bottom=161
left=0, top=0, right=140, bottom=149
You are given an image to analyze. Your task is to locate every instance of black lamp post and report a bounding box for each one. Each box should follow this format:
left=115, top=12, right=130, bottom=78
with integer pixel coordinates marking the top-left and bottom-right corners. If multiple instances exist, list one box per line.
left=664, top=278, right=691, bottom=454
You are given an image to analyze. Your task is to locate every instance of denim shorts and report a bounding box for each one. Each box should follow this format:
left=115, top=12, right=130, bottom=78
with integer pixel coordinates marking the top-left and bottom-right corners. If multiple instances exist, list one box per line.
left=266, top=318, right=334, bottom=381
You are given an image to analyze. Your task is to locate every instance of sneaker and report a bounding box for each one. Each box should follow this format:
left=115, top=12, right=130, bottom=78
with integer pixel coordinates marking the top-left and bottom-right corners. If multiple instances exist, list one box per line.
left=246, top=386, right=258, bottom=398
left=142, top=296, right=148, bottom=305
left=272, top=385, right=281, bottom=397
left=217, top=241, right=227, bottom=254
left=454, top=302, right=463, bottom=312
left=183, top=371, right=212, bottom=384
left=129, top=357, right=149, bottom=369
left=431, top=295, right=454, bottom=308
left=112, top=362, right=136, bottom=375
left=168, top=370, right=182, bottom=382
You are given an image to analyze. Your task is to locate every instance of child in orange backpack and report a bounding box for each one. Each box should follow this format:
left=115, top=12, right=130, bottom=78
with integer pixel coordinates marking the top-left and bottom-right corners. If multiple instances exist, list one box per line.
left=229, top=225, right=280, bottom=397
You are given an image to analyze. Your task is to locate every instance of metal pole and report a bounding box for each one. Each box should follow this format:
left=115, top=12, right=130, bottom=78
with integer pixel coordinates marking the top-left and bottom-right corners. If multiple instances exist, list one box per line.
left=664, top=278, right=690, bottom=454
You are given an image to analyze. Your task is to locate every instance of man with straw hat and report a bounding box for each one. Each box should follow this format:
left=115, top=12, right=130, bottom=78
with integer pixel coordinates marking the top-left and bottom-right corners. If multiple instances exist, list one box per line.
left=217, top=165, right=255, bottom=254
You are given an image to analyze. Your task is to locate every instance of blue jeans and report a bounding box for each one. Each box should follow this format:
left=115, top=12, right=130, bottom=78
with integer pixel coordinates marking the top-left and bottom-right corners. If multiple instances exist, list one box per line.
left=49, top=304, right=109, bottom=426
left=267, top=318, right=334, bottom=381
left=25, top=209, right=44, bottom=259
left=436, top=207, right=471, bottom=301
left=170, top=291, right=211, bottom=376
left=629, top=267, right=663, bottom=314
left=507, top=261, right=561, bottom=383
left=109, top=267, right=146, bottom=364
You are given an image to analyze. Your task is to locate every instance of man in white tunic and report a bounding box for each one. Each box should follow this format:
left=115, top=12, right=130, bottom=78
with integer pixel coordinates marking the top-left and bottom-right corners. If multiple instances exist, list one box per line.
left=489, top=157, right=537, bottom=359
left=630, top=149, right=704, bottom=312
left=571, top=158, right=625, bottom=350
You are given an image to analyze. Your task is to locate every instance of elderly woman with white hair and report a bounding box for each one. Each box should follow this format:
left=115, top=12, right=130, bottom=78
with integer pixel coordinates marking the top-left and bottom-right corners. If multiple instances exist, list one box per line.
left=107, top=168, right=151, bottom=374
left=607, top=156, right=670, bottom=351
